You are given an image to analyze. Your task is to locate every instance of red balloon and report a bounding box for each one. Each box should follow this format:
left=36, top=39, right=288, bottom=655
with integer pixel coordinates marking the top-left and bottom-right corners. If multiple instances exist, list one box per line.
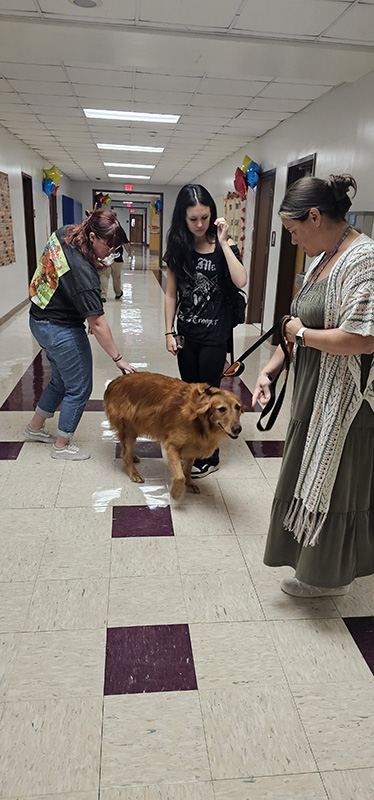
left=234, top=167, right=247, bottom=201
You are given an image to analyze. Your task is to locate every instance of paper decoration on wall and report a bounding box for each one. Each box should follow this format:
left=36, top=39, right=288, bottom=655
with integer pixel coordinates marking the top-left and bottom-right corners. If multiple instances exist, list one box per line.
left=223, top=190, right=246, bottom=259
left=0, top=172, right=16, bottom=267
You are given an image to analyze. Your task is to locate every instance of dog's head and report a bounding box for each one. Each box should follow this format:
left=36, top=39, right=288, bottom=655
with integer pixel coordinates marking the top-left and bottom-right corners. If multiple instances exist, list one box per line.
left=192, top=385, right=243, bottom=439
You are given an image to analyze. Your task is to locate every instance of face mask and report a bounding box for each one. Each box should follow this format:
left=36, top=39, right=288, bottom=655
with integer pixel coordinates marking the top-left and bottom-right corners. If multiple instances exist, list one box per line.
left=100, top=252, right=115, bottom=267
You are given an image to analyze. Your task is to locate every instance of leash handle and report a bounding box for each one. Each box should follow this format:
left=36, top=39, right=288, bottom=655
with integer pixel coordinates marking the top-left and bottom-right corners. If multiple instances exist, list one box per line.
left=256, top=315, right=292, bottom=431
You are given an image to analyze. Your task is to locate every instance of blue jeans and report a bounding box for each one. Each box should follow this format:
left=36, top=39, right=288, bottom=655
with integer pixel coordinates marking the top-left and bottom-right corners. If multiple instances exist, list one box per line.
left=29, top=316, right=93, bottom=438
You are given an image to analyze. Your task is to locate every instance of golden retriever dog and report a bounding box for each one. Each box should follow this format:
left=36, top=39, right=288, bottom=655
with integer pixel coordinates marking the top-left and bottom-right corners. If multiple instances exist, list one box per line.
left=104, top=372, right=243, bottom=499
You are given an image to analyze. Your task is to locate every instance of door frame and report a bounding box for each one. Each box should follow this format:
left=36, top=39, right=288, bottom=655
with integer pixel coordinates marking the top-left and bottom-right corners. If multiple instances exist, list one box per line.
left=247, top=168, right=276, bottom=329
left=21, top=173, right=37, bottom=283
left=272, top=154, right=316, bottom=331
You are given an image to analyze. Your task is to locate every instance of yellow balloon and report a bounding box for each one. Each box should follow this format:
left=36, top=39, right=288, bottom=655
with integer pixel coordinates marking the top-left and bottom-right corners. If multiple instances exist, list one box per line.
left=103, top=195, right=112, bottom=206
left=43, top=165, right=63, bottom=184
left=241, top=155, right=252, bottom=175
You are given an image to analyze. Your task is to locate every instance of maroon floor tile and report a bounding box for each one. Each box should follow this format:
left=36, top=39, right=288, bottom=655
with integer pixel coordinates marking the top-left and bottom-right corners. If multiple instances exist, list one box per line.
left=112, top=505, right=174, bottom=537
left=246, top=440, right=284, bottom=458
left=104, top=624, right=197, bottom=695
left=344, top=616, right=374, bottom=675
left=115, top=440, right=162, bottom=459
left=220, top=374, right=255, bottom=412
left=2, top=350, right=106, bottom=413
left=0, top=441, right=24, bottom=459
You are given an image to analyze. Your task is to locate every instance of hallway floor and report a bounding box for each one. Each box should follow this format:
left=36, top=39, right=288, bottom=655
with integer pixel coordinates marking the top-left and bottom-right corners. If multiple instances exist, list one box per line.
left=0, top=248, right=373, bottom=800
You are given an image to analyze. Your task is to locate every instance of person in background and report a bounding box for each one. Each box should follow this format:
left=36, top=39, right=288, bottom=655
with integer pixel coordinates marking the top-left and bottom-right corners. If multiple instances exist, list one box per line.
left=164, top=183, right=247, bottom=477
left=252, top=174, right=374, bottom=597
left=24, top=210, right=135, bottom=461
left=100, top=226, right=132, bottom=301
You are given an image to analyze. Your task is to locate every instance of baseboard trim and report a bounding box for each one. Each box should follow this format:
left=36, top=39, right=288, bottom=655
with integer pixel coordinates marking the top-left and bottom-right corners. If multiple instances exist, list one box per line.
left=0, top=298, right=29, bottom=327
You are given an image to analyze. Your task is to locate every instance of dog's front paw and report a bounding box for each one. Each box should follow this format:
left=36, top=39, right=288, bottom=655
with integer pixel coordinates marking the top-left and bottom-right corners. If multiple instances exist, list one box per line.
left=129, top=470, right=145, bottom=483
left=186, top=482, right=200, bottom=494
left=170, top=478, right=185, bottom=500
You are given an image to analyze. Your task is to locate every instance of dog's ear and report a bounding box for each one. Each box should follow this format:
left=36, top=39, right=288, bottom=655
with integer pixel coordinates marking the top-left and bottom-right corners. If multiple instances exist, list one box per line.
left=182, top=386, right=213, bottom=420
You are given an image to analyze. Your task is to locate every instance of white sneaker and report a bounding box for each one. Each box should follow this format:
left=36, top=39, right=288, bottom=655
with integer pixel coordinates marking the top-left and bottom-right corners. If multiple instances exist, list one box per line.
left=24, top=424, right=57, bottom=443
left=51, top=443, right=90, bottom=461
left=281, top=577, right=351, bottom=598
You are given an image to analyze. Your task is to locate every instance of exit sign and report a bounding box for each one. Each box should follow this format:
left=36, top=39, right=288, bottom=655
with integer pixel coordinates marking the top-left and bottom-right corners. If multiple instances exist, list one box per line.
left=125, top=184, right=133, bottom=191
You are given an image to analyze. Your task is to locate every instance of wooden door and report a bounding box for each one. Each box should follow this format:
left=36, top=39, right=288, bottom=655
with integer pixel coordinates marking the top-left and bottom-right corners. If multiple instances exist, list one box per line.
left=22, top=173, right=37, bottom=283
left=247, top=170, right=275, bottom=326
left=130, top=214, right=143, bottom=244
left=272, top=154, right=316, bottom=338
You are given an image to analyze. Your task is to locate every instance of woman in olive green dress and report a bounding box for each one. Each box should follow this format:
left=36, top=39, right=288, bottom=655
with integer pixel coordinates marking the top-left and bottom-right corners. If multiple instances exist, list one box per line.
left=252, top=174, right=374, bottom=597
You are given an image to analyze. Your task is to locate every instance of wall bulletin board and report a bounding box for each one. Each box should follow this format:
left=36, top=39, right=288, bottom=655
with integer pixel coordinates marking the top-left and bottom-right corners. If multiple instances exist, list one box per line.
left=0, top=171, right=16, bottom=266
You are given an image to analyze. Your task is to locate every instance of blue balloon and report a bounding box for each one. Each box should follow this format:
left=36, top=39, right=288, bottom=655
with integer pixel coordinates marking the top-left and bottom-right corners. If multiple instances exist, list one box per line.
left=43, top=178, right=55, bottom=196
left=155, top=199, right=162, bottom=212
left=247, top=161, right=259, bottom=190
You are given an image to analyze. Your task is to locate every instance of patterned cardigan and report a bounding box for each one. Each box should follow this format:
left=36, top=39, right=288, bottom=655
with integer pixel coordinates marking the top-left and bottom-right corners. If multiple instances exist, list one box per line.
left=283, top=234, right=374, bottom=546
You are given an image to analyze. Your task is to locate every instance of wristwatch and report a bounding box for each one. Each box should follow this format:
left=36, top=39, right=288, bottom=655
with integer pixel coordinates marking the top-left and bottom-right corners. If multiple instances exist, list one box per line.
left=296, top=327, right=307, bottom=347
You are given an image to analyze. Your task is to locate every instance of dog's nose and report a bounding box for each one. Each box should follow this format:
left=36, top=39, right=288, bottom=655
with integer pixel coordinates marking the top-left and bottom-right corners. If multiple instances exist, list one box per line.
left=231, top=423, right=242, bottom=435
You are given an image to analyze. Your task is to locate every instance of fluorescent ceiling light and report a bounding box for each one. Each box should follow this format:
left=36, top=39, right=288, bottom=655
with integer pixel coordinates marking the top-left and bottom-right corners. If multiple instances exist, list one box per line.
left=85, top=108, right=179, bottom=123
left=103, top=162, right=155, bottom=169
left=97, top=143, right=163, bottom=153
left=108, top=173, right=150, bottom=180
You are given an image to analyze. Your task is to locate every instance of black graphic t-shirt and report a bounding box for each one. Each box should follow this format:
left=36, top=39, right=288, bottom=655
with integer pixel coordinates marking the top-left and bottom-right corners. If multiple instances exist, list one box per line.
left=176, top=243, right=241, bottom=345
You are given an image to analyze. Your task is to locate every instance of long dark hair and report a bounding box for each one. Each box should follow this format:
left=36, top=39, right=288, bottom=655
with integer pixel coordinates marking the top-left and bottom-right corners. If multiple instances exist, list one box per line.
left=163, top=184, right=217, bottom=277
left=64, top=209, right=123, bottom=267
left=279, top=174, right=357, bottom=222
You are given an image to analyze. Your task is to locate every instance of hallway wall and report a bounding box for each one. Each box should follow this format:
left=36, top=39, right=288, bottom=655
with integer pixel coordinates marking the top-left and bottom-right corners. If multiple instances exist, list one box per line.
left=0, top=125, right=73, bottom=321
left=196, top=68, right=374, bottom=329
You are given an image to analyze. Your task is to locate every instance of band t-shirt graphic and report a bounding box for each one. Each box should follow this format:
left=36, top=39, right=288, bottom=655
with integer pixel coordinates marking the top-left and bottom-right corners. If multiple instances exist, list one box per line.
left=176, top=243, right=240, bottom=345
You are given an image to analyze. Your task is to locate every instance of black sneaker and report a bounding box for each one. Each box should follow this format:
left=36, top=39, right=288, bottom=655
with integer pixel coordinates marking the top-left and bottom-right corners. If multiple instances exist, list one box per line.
left=101, top=297, right=107, bottom=303
left=191, top=458, right=220, bottom=478
left=115, top=291, right=123, bottom=299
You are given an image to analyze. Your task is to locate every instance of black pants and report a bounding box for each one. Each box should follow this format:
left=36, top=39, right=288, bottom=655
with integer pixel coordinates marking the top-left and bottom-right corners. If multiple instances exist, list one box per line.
left=177, top=339, right=227, bottom=388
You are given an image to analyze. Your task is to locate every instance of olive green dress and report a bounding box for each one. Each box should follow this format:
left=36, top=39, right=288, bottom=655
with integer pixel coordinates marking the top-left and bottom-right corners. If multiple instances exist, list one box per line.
left=264, top=279, right=374, bottom=587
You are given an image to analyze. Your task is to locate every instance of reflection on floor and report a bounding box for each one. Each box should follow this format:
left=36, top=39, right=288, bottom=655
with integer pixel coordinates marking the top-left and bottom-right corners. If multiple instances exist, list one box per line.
left=0, top=244, right=373, bottom=800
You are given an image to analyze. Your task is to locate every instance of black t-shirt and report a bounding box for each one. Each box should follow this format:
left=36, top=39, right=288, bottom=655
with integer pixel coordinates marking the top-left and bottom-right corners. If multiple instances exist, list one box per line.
left=29, top=226, right=104, bottom=327
left=176, top=243, right=241, bottom=345
left=114, top=232, right=129, bottom=263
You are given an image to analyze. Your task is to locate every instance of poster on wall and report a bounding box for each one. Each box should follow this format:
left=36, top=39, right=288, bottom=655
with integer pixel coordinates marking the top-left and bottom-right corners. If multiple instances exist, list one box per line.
left=0, top=171, right=16, bottom=267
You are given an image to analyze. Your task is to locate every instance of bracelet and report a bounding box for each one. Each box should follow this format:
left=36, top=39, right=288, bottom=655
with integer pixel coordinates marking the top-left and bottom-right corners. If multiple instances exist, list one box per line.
left=259, top=371, right=272, bottom=381
left=112, top=354, right=122, bottom=362
left=165, top=331, right=176, bottom=336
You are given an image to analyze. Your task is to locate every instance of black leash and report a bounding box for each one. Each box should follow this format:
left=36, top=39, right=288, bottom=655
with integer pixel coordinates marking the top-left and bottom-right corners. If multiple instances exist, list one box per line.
left=221, top=315, right=293, bottom=432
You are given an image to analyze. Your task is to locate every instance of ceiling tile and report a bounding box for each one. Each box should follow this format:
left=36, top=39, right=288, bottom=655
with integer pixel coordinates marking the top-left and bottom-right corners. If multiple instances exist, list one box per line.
left=8, top=79, right=72, bottom=95
left=22, top=94, right=79, bottom=107
left=38, top=0, right=137, bottom=20
left=233, top=0, right=351, bottom=37
left=133, top=89, right=193, bottom=105
left=324, top=4, right=374, bottom=41
left=248, top=97, right=311, bottom=112
left=0, top=1, right=37, bottom=12
left=259, top=82, right=333, bottom=100
left=135, top=73, right=201, bottom=92
left=192, top=94, right=248, bottom=109
left=139, top=0, right=241, bottom=27
left=0, top=62, right=67, bottom=81
left=65, top=66, right=133, bottom=87
left=74, top=85, right=133, bottom=102
left=199, top=77, right=268, bottom=96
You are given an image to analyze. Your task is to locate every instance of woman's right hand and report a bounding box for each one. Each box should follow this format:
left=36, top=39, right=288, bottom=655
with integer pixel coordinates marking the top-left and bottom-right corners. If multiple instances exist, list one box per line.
left=116, top=358, right=136, bottom=374
left=252, top=374, right=272, bottom=408
left=165, top=333, right=178, bottom=356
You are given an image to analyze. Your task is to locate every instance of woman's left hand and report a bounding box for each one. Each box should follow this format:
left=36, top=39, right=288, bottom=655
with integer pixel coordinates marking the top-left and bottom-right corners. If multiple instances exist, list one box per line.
left=215, top=217, right=229, bottom=244
left=284, top=316, right=303, bottom=344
